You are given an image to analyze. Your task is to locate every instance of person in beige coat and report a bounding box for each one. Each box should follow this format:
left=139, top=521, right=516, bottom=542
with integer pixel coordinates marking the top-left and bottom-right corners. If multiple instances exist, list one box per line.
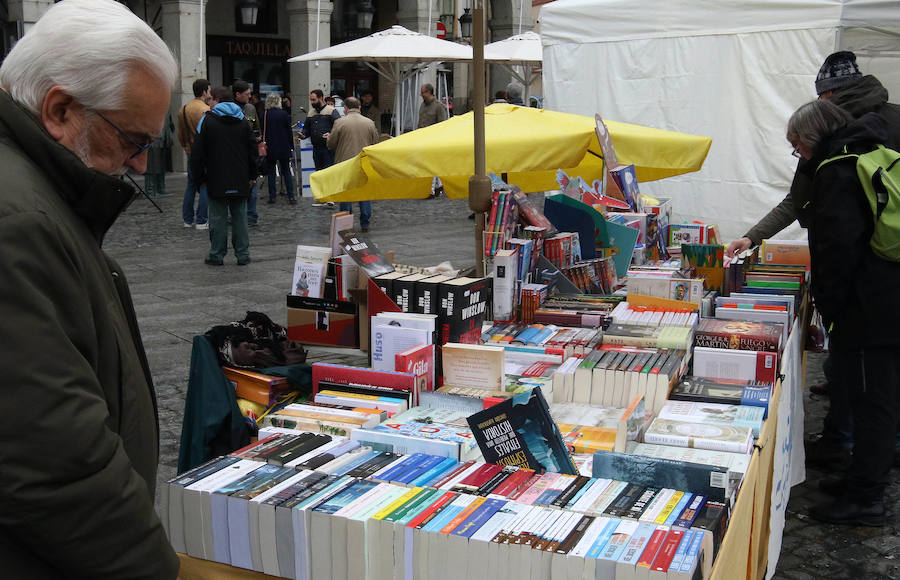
left=327, top=96, right=379, bottom=231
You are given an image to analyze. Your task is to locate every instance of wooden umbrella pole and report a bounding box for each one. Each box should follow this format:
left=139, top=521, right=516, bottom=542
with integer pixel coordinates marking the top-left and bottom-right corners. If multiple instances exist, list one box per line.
left=470, top=1, right=491, bottom=277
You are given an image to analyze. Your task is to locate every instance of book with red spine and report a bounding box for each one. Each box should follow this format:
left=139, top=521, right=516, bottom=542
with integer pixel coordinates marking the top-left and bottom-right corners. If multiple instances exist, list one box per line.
left=454, top=463, right=502, bottom=492
left=311, top=362, right=417, bottom=398
left=649, top=527, right=686, bottom=575
left=635, top=526, right=669, bottom=577
left=488, top=467, right=536, bottom=498
left=395, top=343, right=435, bottom=397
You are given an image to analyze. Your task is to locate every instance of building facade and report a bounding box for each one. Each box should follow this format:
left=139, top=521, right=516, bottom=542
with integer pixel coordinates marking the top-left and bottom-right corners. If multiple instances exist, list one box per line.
left=0, top=0, right=535, bottom=169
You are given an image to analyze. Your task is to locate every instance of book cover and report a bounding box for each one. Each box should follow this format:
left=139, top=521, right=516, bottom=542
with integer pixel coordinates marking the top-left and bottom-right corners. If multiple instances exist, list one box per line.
left=438, top=277, right=493, bottom=344
left=669, top=376, right=772, bottom=411
left=656, top=400, right=765, bottom=437
left=414, top=274, right=456, bottom=315
left=311, top=362, right=417, bottom=398
left=466, top=387, right=578, bottom=475
left=328, top=212, right=354, bottom=256
left=694, top=318, right=783, bottom=352
left=692, top=346, right=778, bottom=384
left=441, top=343, right=505, bottom=391
left=396, top=343, right=436, bottom=395
left=339, top=229, right=395, bottom=278
left=591, top=450, right=729, bottom=503
left=370, top=320, right=430, bottom=373
left=292, top=245, right=332, bottom=298
left=644, top=417, right=753, bottom=454
left=392, top=273, right=433, bottom=313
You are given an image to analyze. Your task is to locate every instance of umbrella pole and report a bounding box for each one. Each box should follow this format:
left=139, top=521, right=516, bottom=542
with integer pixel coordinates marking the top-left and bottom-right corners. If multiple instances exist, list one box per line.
left=470, top=1, right=491, bottom=277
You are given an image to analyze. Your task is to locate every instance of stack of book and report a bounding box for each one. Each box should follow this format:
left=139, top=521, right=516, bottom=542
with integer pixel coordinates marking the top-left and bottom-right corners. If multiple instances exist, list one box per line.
left=162, top=431, right=726, bottom=580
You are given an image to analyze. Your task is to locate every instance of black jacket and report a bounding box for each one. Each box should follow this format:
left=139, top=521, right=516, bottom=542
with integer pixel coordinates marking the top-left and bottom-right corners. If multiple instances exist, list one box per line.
left=191, top=105, right=257, bottom=199
left=301, top=103, right=340, bottom=147
left=0, top=89, right=178, bottom=577
left=263, top=108, right=294, bottom=160
left=745, top=76, right=900, bottom=244
left=795, top=112, right=900, bottom=349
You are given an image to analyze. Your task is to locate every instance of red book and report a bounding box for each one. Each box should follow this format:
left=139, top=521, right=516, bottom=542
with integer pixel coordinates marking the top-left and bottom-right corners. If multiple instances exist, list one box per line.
left=395, top=343, right=435, bottom=397
left=694, top=318, right=783, bottom=352
left=635, top=527, right=668, bottom=575
left=650, top=528, right=685, bottom=573
left=507, top=472, right=544, bottom=501
left=429, top=461, right=475, bottom=490
left=407, top=491, right=458, bottom=529
left=456, top=463, right=501, bottom=491
left=311, top=362, right=417, bottom=397
left=489, top=467, right=536, bottom=497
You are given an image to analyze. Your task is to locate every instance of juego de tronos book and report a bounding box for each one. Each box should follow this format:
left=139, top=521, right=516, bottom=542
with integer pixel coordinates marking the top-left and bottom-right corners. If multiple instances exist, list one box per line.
left=466, top=387, right=578, bottom=475
left=693, top=318, right=783, bottom=352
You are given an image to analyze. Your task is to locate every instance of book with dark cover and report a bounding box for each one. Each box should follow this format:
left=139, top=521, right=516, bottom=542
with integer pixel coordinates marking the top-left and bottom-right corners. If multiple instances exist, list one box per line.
left=344, top=451, right=401, bottom=478
left=602, top=483, right=647, bottom=518
left=693, top=318, right=783, bottom=352
left=339, top=229, right=394, bottom=278
left=266, top=434, right=333, bottom=466
left=670, top=377, right=771, bottom=417
left=592, top=450, right=728, bottom=503
left=466, top=387, right=578, bottom=475
left=392, top=273, right=432, bottom=312
left=477, top=465, right=517, bottom=496
left=691, top=499, right=728, bottom=558
left=415, top=274, right=456, bottom=315
left=621, top=486, right=661, bottom=520
left=551, top=475, right=591, bottom=508
left=373, top=272, right=407, bottom=302
left=671, top=494, right=707, bottom=529
left=438, top=276, right=493, bottom=344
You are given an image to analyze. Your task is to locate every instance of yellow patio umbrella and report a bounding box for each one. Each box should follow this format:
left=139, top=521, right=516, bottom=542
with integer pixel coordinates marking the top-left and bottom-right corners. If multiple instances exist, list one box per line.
left=311, top=103, right=711, bottom=202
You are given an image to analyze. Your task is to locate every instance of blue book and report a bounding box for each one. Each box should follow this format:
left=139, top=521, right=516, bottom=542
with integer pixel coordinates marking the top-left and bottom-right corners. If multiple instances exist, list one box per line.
left=312, top=480, right=379, bottom=515
left=294, top=475, right=357, bottom=511
left=421, top=498, right=469, bottom=532
left=511, top=325, right=542, bottom=345
left=410, top=457, right=458, bottom=488
left=565, top=478, right=597, bottom=509
left=394, top=454, right=447, bottom=485
left=451, top=498, right=508, bottom=538
left=533, top=488, right=564, bottom=506
left=374, top=453, right=427, bottom=482
left=671, top=494, right=707, bottom=529
left=663, top=493, right=693, bottom=526
left=667, top=529, right=696, bottom=572
left=527, top=326, right=557, bottom=346
left=741, top=384, right=771, bottom=418
left=585, top=518, right=622, bottom=559
left=331, top=450, right=381, bottom=476
left=678, top=528, right=706, bottom=573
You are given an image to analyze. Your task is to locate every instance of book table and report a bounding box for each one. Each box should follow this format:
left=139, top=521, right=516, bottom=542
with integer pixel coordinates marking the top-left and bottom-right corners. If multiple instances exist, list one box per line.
left=174, top=317, right=806, bottom=580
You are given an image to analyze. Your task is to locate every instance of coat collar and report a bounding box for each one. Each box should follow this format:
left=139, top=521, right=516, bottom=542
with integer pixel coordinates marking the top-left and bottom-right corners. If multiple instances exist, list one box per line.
left=0, top=89, right=136, bottom=244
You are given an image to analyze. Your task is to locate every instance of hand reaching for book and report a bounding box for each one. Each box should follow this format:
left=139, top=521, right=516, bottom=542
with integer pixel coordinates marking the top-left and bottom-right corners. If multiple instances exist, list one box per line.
left=726, top=236, right=752, bottom=258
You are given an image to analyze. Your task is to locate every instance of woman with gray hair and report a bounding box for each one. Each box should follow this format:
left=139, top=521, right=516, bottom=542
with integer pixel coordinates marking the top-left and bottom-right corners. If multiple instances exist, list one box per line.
left=262, top=92, right=296, bottom=204
left=788, top=98, right=900, bottom=527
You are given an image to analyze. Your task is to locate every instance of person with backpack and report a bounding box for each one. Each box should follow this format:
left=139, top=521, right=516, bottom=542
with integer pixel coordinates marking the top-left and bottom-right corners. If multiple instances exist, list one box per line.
left=726, top=51, right=900, bottom=472
left=787, top=98, right=900, bottom=527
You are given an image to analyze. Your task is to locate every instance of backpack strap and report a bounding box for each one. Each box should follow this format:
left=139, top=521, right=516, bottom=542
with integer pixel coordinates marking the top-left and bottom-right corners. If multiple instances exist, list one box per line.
left=816, top=145, right=858, bottom=173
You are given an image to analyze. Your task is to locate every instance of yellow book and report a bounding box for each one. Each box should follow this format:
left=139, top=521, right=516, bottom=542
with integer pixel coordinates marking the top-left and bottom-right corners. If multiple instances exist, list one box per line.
left=372, top=487, right=423, bottom=520
left=655, top=490, right=685, bottom=524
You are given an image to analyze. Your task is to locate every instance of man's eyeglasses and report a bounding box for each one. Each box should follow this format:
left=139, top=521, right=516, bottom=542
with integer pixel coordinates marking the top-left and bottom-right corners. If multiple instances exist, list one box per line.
left=791, top=145, right=802, bottom=159
left=93, top=110, right=153, bottom=159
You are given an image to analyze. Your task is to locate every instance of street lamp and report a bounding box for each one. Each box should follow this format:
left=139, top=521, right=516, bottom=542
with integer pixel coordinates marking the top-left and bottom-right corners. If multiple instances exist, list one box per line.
left=357, top=0, right=375, bottom=32
left=238, top=0, right=260, bottom=27
left=458, top=8, right=472, bottom=41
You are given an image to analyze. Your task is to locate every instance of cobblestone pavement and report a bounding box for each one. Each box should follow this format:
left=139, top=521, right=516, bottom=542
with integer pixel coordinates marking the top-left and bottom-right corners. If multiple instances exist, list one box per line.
left=104, top=173, right=899, bottom=577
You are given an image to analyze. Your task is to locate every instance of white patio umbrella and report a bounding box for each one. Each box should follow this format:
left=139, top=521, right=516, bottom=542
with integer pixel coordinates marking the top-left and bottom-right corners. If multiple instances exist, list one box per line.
left=484, top=30, right=541, bottom=104
left=288, top=25, right=472, bottom=134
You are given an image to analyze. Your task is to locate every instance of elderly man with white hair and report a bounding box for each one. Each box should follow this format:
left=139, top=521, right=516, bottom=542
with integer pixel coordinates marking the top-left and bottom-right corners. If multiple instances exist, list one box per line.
left=0, top=0, right=180, bottom=576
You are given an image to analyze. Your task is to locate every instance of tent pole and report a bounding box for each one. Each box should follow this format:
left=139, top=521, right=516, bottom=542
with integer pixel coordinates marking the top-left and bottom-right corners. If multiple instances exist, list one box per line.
left=470, top=1, right=491, bottom=277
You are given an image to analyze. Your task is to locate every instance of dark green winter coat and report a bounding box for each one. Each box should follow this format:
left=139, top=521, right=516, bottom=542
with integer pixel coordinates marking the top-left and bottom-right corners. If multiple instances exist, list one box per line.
left=0, top=89, right=178, bottom=578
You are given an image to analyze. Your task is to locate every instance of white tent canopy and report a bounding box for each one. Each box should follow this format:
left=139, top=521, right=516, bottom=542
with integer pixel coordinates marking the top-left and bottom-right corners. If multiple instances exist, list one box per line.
left=288, top=26, right=472, bottom=134
left=540, top=0, right=900, bottom=245
left=485, top=30, right=541, bottom=102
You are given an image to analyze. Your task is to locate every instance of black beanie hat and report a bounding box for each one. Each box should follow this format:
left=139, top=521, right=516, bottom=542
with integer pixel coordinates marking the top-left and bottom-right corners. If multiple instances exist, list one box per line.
left=815, top=51, right=862, bottom=95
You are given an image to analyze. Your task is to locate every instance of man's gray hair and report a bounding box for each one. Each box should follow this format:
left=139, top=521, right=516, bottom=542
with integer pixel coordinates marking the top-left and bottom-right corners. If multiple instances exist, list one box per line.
left=0, top=0, right=178, bottom=115
left=344, top=96, right=361, bottom=110
left=265, top=93, right=282, bottom=109
left=787, top=100, right=854, bottom=150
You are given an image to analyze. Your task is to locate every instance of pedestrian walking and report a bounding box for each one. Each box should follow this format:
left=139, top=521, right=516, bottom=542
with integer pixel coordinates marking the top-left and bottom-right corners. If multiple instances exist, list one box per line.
left=192, top=90, right=257, bottom=266
left=177, top=77, right=211, bottom=228
left=263, top=93, right=296, bottom=204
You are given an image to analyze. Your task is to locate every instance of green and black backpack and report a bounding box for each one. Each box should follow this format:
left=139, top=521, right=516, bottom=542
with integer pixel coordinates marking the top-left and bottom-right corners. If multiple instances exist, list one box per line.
left=816, top=144, right=900, bottom=261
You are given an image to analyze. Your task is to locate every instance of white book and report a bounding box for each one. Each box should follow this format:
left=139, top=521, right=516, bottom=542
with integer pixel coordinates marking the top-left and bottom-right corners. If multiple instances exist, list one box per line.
left=589, top=480, right=628, bottom=515
left=182, top=459, right=262, bottom=560
left=692, top=346, right=778, bottom=384
left=595, top=518, right=640, bottom=578
left=371, top=322, right=431, bottom=372
left=638, top=488, right=676, bottom=524
left=292, top=245, right=332, bottom=298
left=566, top=516, right=615, bottom=580
left=348, top=487, right=408, bottom=580
left=254, top=470, right=316, bottom=577
left=292, top=476, right=357, bottom=580
left=571, top=478, right=612, bottom=514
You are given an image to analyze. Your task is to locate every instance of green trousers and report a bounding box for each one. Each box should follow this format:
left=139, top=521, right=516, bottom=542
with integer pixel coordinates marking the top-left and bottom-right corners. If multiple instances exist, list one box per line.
left=208, top=197, right=249, bottom=263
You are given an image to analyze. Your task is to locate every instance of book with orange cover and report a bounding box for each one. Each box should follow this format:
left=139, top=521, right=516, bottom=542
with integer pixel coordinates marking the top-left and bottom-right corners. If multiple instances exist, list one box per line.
left=222, top=367, right=291, bottom=407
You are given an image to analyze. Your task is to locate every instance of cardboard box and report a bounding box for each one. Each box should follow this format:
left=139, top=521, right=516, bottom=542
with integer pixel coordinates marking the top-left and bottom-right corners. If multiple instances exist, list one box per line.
left=286, top=295, right=358, bottom=348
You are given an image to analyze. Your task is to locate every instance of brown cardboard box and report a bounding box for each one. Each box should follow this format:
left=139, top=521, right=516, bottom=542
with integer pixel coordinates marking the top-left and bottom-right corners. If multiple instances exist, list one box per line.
left=286, top=295, right=358, bottom=348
